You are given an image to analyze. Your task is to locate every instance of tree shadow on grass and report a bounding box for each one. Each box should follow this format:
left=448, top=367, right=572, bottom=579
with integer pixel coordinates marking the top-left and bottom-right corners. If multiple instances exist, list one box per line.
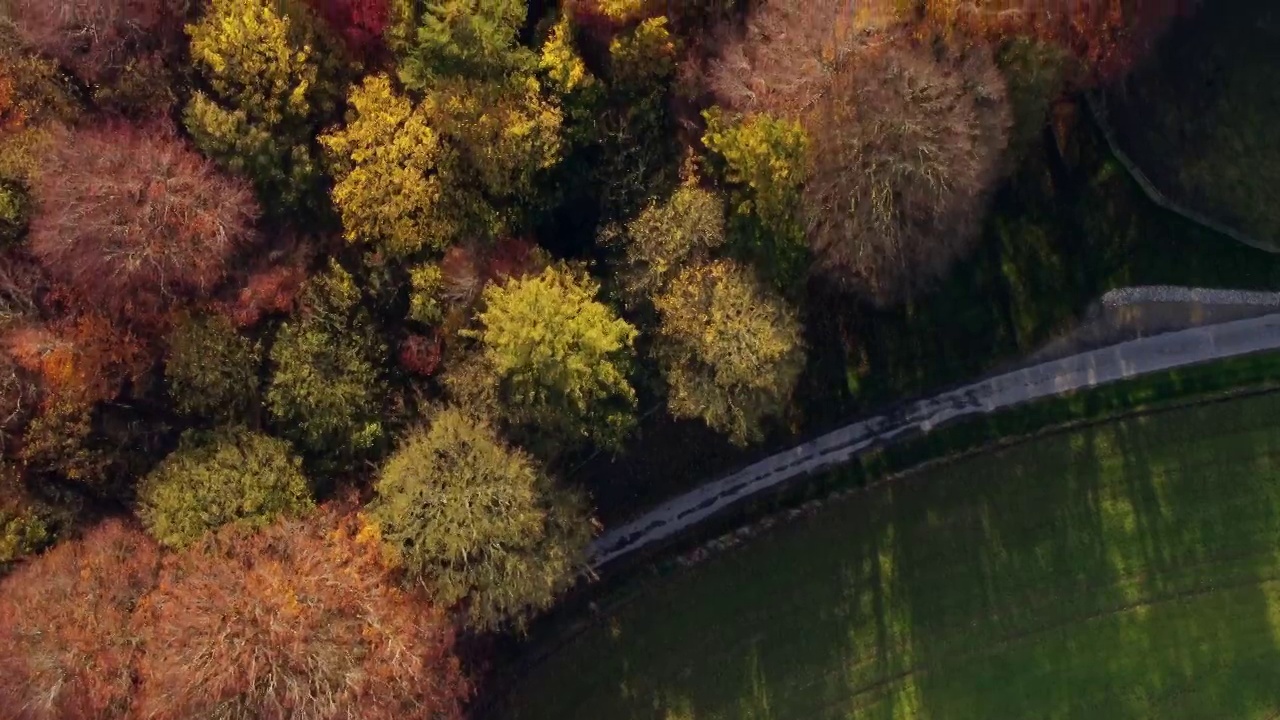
left=503, top=397, right=1280, bottom=720
left=878, top=399, right=1280, bottom=719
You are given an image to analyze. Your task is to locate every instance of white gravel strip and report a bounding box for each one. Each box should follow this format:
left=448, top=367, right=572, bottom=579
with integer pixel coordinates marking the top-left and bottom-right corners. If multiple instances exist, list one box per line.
left=1101, top=286, right=1280, bottom=307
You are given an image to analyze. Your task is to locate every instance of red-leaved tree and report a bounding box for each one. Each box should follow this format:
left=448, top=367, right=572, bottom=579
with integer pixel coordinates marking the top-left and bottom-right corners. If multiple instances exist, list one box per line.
left=28, top=122, right=260, bottom=329
left=306, top=0, right=390, bottom=61
left=132, top=507, right=471, bottom=720
left=0, top=519, right=162, bottom=720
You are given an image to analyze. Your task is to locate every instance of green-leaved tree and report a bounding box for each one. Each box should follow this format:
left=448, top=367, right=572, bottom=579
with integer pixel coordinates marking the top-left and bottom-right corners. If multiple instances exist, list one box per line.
left=185, top=0, right=347, bottom=214
left=165, top=314, right=262, bottom=424
left=138, top=428, right=313, bottom=549
left=267, top=261, right=388, bottom=467
left=470, top=265, right=638, bottom=451
left=654, top=258, right=805, bottom=445
left=370, top=408, right=591, bottom=631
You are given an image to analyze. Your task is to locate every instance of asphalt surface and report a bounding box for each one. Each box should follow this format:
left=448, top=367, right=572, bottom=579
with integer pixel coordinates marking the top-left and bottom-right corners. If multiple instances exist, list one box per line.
left=589, top=310, right=1280, bottom=568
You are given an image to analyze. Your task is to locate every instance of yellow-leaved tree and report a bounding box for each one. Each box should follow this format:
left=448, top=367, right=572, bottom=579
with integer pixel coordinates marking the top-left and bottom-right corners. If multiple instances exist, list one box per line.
left=654, top=258, right=805, bottom=445
left=467, top=265, right=638, bottom=453
left=702, top=107, right=810, bottom=287
left=185, top=0, right=347, bottom=215
left=319, top=74, right=456, bottom=256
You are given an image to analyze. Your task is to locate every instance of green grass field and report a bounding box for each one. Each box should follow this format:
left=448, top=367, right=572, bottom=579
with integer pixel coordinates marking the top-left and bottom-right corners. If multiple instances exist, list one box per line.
left=503, top=392, right=1280, bottom=719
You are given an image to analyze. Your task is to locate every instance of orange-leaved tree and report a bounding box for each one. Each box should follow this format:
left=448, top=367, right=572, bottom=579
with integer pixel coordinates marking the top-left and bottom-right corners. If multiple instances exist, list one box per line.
left=132, top=506, right=471, bottom=720
left=0, top=518, right=161, bottom=720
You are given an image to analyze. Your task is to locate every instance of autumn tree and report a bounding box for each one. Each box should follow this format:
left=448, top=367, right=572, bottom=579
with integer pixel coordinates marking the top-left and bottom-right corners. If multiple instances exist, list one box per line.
left=469, top=265, right=638, bottom=451
left=803, top=41, right=1011, bottom=304
left=164, top=314, right=262, bottom=423
left=591, top=14, right=680, bottom=220
left=0, top=519, right=161, bottom=720
left=370, top=408, right=591, bottom=630
left=0, top=463, right=50, bottom=566
left=407, top=262, right=445, bottom=325
left=374, top=1, right=571, bottom=232
left=0, top=348, right=37, bottom=451
left=605, top=183, right=726, bottom=307
left=706, top=0, right=895, bottom=117
left=396, top=0, right=533, bottom=86
left=0, top=50, right=77, bottom=244
left=702, top=108, right=808, bottom=286
left=654, top=259, right=804, bottom=445
left=9, top=314, right=152, bottom=488
left=184, top=0, right=347, bottom=214
left=306, top=0, right=390, bottom=61
left=917, top=0, right=1195, bottom=86
left=138, top=428, right=313, bottom=549
left=3, top=0, right=190, bottom=114
left=133, top=508, right=470, bottom=720
left=320, top=73, right=459, bottom=255
left=27, top=122, right=260, bottom=325
left=267, top=261, right=388, bottom=466
left=427, top=75, right=563, bottom=220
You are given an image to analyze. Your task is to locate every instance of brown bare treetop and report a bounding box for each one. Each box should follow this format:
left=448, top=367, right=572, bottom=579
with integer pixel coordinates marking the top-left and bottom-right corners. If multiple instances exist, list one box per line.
left=803, top=39, right=1011, bottom=304
left=133, top=507, right=471, bottom=720
left=27, top=121, right=260, bottom=327
left=706, top=0, right=900, bottom=117
left=4, top=0, right=191, bottom=112
left=0, top=519, right=161, bottom=720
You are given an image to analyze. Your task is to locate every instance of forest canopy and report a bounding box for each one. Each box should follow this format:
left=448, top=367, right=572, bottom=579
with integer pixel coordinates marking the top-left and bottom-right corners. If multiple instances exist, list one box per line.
left=0, top=0, right=1196, bottom=713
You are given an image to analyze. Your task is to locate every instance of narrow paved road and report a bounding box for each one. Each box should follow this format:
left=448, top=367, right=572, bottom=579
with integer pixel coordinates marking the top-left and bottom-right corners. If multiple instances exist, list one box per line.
left=590, top=311, right=1280, bottom=568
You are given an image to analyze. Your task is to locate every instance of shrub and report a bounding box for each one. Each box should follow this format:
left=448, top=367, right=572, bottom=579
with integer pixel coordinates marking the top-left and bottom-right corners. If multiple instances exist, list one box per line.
left=803, top=40, right=1011, bottom=305
left=138, top=428, right=313, bottom=549
left=133, top=508, right=470, bottom=720
left=0, top=519, right=161, bottom=720
left=164, top=314, right=262, bottom=423
left=654, top=259, right=805, bottom=445
left=27, top=122, right=260, bottom=325
left=370, top=408, right=591, bottom=630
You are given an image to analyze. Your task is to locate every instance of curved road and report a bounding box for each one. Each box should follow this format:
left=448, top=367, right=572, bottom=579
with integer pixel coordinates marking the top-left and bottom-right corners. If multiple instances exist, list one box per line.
left=590, top=310, right=1280, bottom=568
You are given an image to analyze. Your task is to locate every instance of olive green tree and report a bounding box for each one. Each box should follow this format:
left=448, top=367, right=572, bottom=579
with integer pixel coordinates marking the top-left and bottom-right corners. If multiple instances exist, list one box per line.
left=606, top=184, right=726, bottom=307
left=184, top=0, right=347, bottom=214
left=370, top=408, right=591, bottom=631
left=654, top=259, right=805, bottom=445
left=266, top=261, right=388, bottom=465
left=138, top=428, right=313, bottom=549
left=164, top=314, right=262, bottom=423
